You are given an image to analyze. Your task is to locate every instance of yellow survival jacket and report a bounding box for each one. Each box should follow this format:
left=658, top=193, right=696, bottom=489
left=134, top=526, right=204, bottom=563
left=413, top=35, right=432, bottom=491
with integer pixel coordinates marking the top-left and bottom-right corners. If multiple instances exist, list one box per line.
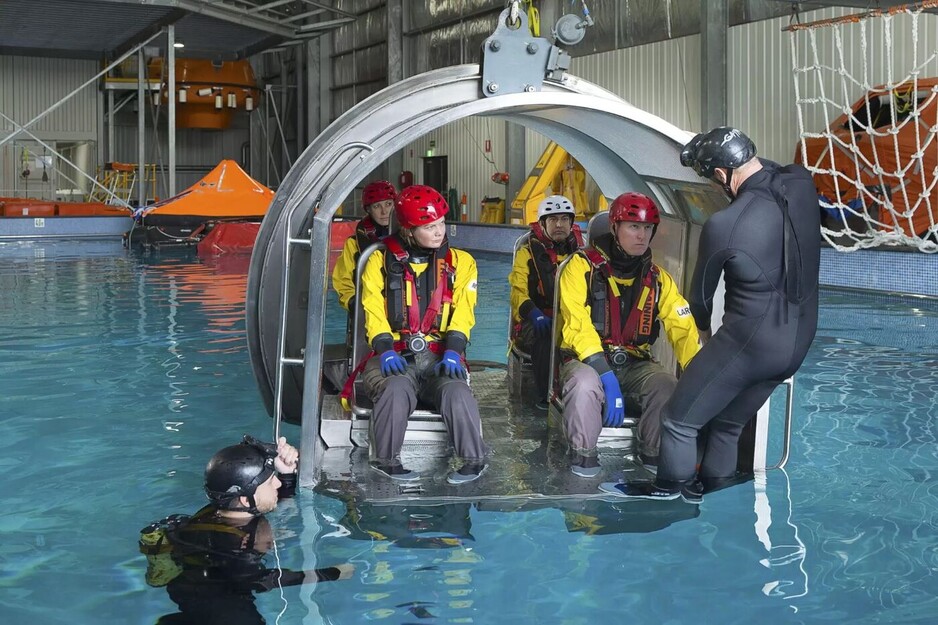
left=331, top=217, right=385, bottom=311
left=361, top=236, right=477, bottom=351
left=558, top=240, right=699, bottom=370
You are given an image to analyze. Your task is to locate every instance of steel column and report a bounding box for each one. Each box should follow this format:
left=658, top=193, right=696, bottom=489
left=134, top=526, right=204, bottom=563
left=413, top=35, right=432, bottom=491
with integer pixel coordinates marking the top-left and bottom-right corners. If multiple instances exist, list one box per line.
left=700, top=0, right=728, bottom=130
left=167, top=25, right=177, bottom=196
left=138, top=49, right=146, bottom=208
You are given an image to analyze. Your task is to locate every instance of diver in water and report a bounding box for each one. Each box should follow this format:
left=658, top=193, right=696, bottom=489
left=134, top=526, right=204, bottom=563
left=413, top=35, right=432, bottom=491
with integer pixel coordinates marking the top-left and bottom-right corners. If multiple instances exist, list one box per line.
left=141, top=436, right=353, bottom=624
left=607, top=127, right=821, bottom=503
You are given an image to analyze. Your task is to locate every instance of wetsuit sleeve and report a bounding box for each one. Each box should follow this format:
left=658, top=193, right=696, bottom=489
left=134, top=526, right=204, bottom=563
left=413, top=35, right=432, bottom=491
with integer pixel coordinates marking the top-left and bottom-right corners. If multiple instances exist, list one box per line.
left=445, top=250, right=478, bottom=346
left=361, top=249, right=394, bottom=347
left=655, top=268, right=701, bottom=369
left=331, top=237, right=360, bottom=311
left=509, top=246, right=534, bottom=323
left=688, top=215, right=735, bottom=332
left=559, top=253, right=605, bottom=366
left=253, top=566, right=347, bottom=591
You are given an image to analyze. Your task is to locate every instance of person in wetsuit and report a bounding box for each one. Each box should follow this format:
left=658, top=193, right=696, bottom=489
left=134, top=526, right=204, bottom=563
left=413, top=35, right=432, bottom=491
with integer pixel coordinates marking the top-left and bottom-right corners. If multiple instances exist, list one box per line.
left=508, top=194, right=584, bottom=409
left=606, top=127, right=821, bottom=503
left=148, top=436, right=352, bottom=624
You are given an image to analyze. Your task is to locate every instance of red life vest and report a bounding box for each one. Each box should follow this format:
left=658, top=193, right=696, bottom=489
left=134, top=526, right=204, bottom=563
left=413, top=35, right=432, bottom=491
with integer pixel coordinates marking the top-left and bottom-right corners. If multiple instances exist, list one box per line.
left=526, top=221, right=583, bottom=313
left=581, top=233, right=660, bottom=352
left=354, top=216, right=384, bottom=256
left=382, top=235, right=455, bottom=338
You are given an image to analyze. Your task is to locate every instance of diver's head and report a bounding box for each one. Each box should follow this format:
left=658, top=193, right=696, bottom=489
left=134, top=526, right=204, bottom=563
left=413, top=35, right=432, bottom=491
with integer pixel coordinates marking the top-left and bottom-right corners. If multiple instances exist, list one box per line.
left=204, top=436, right=282, bottom=516
left=395, top=185, right=449, bottom=250
left=362, top=180, right=397, bottom=227
left=536, top=194, right=575, bottom=242
left=680, top=126, right=757, bottom=197
left=609, top=192, right=660, bottom=256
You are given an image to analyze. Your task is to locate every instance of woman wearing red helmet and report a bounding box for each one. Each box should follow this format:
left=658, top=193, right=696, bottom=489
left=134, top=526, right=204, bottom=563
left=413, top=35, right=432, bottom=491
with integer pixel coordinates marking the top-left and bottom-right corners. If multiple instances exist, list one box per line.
left=556, top=192, right=700, bottom=480
left=332, top=180, right=397, bottom=311
left=356, top=185, right=487, bottom=485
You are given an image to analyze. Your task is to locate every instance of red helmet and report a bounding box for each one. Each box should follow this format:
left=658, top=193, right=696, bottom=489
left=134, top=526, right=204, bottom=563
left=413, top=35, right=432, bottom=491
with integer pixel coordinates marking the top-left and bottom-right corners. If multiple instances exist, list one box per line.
left=362, top=180, right=397, bottom=206
left=609, top=192, right=661, bottom=225
left=395, top=185, right=449, bottom=228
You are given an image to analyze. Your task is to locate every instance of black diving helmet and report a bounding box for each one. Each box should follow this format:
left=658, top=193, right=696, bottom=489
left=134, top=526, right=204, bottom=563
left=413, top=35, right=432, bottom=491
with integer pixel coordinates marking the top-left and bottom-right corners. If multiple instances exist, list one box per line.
left=203, top=435, right=279, bottom=507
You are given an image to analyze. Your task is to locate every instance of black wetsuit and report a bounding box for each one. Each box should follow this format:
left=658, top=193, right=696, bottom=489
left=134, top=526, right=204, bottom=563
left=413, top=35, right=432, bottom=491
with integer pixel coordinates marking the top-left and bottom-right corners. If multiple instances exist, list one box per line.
left=657, top=160, right=821, bottom=484
left=156, top=475, right=345, bottom=625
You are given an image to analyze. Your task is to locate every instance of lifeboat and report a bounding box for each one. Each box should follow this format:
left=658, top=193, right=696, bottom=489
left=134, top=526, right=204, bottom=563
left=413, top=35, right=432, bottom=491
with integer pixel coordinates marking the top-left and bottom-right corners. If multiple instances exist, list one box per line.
left=130, top=160, right=273, bottom=248
left=149, top=58, right=261, bottom=130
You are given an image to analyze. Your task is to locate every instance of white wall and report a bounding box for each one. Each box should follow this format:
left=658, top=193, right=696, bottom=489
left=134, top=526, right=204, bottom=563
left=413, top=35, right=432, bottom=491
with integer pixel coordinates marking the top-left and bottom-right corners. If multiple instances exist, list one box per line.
left=0, top=56, right=100, bottom=197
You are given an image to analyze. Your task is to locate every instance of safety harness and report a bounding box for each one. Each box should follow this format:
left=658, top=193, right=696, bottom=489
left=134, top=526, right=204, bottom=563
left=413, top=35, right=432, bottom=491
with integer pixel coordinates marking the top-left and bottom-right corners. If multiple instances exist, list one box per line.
left=526, top=221, right=583, bottom=313
left=354, top=216, right=383, bottom=254
left=582, top=235, right=660, bottom=355
left=340, top=236, right=456, bottom=407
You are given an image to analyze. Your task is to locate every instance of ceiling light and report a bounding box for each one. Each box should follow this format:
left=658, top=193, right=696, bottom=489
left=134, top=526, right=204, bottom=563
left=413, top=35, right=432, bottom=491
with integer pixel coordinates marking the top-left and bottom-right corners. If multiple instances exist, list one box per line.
left=173, top=42, right=185, bottom=48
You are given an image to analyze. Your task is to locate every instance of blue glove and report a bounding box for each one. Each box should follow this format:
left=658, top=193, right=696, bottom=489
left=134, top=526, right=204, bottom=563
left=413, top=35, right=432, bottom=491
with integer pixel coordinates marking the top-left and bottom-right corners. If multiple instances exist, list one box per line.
left=379, top=350, right=407, bottom=377
left=526, top=307, right=552, bottom=338
left=435, top=349, right=467, bottom=379
left=599, top=370, right=625, bottom=427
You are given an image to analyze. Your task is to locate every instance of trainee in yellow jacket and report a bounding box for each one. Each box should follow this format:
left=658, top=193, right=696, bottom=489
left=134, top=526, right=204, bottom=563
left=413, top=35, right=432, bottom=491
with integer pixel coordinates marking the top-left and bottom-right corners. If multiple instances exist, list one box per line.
left=332, top=236, right=363, bottom=311
left=360, top=246, right=478, bottom=350
left=558, top=253, right=700, bottom=369
left=509, top=245, right=574, bottom=323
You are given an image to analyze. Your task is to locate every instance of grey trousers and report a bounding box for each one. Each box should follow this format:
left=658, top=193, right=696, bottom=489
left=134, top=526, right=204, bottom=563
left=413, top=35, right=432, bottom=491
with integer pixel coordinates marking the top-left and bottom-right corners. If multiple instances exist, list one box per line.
left=361, top=349, right=486, bottom=464
left=513, top=319, right=554, bottom=401
left=560, top=358, right=677, bottom=457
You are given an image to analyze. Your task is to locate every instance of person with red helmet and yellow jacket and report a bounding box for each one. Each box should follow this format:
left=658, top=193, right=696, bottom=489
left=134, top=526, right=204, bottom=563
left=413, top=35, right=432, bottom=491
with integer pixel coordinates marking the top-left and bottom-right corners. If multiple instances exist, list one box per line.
left=558, top=192, right=700, bottom=478
left=332, top=180, right=397, bottom=311
left=358, top=185, right=487, bottom=485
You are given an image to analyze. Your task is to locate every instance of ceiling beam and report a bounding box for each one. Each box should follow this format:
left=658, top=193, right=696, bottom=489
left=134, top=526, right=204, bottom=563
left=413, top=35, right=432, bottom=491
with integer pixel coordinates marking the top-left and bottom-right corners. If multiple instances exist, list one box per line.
left=111, top=7, right=188, bottom=58
left=94, top=0, right=296, bottom=38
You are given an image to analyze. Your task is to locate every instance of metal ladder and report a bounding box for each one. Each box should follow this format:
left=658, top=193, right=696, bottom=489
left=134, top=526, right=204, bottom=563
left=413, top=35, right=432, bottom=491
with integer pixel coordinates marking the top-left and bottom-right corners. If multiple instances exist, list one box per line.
left=271, top=141, right=375, bottom=442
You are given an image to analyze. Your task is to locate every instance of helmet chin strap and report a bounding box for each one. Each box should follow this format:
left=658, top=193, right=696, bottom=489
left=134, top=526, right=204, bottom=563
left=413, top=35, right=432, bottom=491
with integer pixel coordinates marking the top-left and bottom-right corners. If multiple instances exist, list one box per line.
left=718, top=167, right=735, bottom=197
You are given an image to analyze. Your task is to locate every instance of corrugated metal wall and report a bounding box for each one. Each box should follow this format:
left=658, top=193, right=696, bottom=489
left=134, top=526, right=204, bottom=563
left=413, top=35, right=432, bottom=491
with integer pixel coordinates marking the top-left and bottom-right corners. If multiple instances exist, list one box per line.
left=0, top=55, right=100, bottom=197
left=401, top=116, right=509, bottom=222
left=401, top=5, right=938, bottom=215
left=112, top=120, right=250, bottom=197
left=570, top=35, right=702, bottom=132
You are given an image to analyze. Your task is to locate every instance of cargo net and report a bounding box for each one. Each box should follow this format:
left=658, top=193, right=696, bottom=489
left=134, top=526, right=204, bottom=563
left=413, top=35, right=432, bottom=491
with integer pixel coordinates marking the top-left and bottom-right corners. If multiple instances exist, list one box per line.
left=788, top=1, right=938, bottom=252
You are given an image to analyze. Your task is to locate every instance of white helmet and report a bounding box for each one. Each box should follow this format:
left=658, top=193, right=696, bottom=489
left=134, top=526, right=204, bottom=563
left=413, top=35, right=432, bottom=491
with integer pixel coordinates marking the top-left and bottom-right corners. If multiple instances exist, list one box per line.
left=537, top=194, right=575, bottom=220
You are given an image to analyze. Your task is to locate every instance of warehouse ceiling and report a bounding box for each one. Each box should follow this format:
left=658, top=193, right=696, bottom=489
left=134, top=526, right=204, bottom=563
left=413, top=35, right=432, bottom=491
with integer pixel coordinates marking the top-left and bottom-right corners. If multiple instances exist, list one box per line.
left=0, top=0, right=355, bottom=60
left=0, top=1, right=929, bottom=62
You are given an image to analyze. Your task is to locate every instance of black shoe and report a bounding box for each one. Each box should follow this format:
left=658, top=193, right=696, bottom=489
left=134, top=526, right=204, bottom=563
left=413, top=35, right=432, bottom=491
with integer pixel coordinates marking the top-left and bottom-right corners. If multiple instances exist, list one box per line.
left=370, top=461, right=420, bottom=482
left=680, top=480, right=704, bottom=505
left=700, top=473, right=753, bottom=494
left=599, top=481, right=680, bottom=500
left=533, top=399, right=550, bottom=411
left=447, top=462, right=487, bottom=485
left=571, top=454, right=601, bottom=478
left=638, top=453, right=659, bottom=474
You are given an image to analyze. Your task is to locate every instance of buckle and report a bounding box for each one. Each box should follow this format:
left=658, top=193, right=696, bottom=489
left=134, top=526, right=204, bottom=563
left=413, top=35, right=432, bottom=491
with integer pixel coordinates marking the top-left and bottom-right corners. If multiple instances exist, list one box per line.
left=606, top=347, right=630, bottom=367
left=406, top=333, right=428, bottom=353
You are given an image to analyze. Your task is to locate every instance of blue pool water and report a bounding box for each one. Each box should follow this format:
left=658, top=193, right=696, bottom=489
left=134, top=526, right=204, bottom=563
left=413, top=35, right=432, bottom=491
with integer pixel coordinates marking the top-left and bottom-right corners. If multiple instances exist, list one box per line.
left=1, top=240, right=936, bottom=624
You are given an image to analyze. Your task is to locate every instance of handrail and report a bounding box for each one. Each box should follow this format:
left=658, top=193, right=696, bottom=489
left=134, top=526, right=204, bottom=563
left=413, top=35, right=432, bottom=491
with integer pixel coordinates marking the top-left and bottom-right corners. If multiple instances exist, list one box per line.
left=766, top=377, right=795, bottom=470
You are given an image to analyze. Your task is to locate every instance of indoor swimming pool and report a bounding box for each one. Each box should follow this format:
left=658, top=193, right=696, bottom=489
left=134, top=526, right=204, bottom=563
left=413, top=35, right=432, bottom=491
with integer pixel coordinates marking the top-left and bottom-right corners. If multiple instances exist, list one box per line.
left=1, top=240, right=936, bottom=624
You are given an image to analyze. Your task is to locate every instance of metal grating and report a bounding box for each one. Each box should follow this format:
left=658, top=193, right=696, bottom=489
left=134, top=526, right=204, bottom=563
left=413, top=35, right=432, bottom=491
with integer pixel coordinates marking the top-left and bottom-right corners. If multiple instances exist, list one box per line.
left=0, top=0, right=357, bottom=60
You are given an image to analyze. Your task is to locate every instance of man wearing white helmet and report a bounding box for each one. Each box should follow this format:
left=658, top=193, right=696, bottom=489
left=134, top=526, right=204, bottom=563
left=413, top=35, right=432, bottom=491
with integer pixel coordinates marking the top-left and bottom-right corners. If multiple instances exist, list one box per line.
left=509, top=194, right=584, bottom=409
